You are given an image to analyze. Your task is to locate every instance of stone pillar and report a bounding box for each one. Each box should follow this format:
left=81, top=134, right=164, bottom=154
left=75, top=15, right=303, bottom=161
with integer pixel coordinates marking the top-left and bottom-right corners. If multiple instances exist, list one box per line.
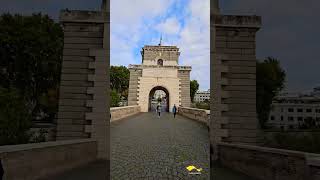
left=57, top=9, right=109, bottom=159
left=178, top=68, right=192, bottom=107
left=210, top=13, right=262, bottom=155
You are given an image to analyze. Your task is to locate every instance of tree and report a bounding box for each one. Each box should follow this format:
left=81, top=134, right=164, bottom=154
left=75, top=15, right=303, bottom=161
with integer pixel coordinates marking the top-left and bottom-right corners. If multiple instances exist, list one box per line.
left=190, top=80, right=199, bottom=103
left=0, top=88, right=32, bottom=145
left=110, top=66, right=130, bottom=99
left=0, top=13, right=63, bottom=123
left=110, top=89, right=120, bottom=107
left=257, top=57, right=286, bottom=128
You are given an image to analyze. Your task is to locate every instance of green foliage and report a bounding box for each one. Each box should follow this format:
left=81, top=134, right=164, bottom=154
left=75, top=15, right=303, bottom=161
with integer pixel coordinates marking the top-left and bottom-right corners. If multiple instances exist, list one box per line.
left=0, top=88, right=32, bottom=145
left=263, top=132, right=320, bottom=153
left=257, top=57, right=286, bottom=128
left=110, top=89, right=120, bottom=107
left=0, top=13, right=63, bottom=123
left=110, top=66, right=130, bottom=99
left=194, top=102, right=210, bottom=110
left=30, top=128, right=47, bottom=143
left=190, top=80, right=199, bottom=103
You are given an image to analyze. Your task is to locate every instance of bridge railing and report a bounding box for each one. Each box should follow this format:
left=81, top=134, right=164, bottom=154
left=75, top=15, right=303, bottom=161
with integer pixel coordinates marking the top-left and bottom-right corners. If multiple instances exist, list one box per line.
left=110, top=105, right=140, bottom=122
left=0, top=139, right=97, bottom=180
left=177, top=107, right=210, bottom=126
left=217, top=142, right=320, bottom=180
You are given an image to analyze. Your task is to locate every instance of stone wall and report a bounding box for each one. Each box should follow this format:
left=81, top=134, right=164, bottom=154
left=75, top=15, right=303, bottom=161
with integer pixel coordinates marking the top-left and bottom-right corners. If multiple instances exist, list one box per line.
left=217, top=142, right=320, bottom=180
left=178, top=107, right=210, bottom=126
left=110, top=106, right=141, bottom=122
left=57, top=9, right=109, bottom=159
left=0, top=139, right=97, bottom=180
left=178, top=70, right=191, bottom=107
left=128, top=68, right=142, bottom=106
left=211, top=14, right=261, bottom=145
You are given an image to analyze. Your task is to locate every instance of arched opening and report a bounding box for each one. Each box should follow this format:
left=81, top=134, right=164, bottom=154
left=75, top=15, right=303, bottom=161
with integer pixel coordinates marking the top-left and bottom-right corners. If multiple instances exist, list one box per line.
left=148, top=86, right=169, bottom=112
left=157, top=59, right=163, bottom=66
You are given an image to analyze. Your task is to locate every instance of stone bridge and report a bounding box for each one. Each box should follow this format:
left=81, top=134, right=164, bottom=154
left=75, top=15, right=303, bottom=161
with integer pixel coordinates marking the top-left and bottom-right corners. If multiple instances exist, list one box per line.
left=2, top=0, right=320, bottom=180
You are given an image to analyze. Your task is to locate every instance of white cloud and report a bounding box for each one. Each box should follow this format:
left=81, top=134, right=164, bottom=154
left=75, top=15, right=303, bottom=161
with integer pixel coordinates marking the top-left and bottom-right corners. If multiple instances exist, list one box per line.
left=177, top=0, right=210, bottom=90
left=155, top=17, right=181, bottom=35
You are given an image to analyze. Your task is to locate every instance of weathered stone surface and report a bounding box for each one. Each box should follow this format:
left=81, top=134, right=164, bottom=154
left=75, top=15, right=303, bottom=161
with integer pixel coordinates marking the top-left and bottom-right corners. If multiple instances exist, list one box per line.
left=0, top=139, right=97, bottom=180
left=110, top=106, right=140, bottom=122
left=217, top=142, right=320, bottom=180
left=57, top=8, right=109, bottom=160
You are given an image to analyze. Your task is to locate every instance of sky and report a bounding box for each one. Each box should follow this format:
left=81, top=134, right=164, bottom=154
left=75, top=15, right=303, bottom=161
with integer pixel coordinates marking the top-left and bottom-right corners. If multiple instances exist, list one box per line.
left=221, top=0, right=320, bottom=93
left=0, top=0, right=319, bottom=92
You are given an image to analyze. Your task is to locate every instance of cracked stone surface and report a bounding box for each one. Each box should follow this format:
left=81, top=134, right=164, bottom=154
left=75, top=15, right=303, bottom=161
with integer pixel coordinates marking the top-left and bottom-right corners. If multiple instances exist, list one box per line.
left=110, top=112, right=210, bottom=180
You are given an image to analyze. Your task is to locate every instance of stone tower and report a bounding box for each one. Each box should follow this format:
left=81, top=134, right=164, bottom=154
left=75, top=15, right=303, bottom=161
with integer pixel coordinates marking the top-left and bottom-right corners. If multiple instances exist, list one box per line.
left=128, top=44, right=191, bottom=112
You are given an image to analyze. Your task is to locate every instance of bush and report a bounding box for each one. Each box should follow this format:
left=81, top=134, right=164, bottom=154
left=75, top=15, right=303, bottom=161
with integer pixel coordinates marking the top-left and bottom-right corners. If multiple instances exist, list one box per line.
left=110, top=89, right=120, bottom=107
left=0, top=88, right=32, bottom=145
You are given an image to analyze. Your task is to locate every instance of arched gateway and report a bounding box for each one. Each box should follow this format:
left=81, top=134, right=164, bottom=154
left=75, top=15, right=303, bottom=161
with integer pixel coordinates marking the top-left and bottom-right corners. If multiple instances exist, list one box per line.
left=128, top=44, right=191, bottom=112
left=149, top=86, right=169, bottom=112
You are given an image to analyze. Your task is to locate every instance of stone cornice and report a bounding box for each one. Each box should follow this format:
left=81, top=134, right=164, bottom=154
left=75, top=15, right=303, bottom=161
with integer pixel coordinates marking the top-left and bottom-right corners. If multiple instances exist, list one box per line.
left=212, top=15, right=261, bottom=28
left=60, top=10, right=109, bottom=23
left=143, top=45, right=179, bottom=52
left=128, top=64, right=191, bottom=71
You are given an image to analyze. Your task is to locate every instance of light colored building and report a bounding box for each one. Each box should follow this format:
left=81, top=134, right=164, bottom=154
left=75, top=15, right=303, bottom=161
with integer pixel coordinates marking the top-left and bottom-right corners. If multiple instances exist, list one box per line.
left=267, top=87, right=320, bottom=130
left=194, top=89, right=210, bottom=102
left=127, top=43, right=192, bottom=112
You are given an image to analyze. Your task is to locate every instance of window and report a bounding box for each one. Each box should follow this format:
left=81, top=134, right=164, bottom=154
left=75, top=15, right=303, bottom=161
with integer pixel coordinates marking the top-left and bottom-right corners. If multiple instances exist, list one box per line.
left=316, top=117, right=320, bottom=122
left=297, top=108, right=303, bottom=112
left=281, top=116, right=284, bottom=121
left=316, top=109, right=320, bottom=113
left=288, top=108, right=294, bottom=112
left=157, top=59, right=163, bottom=66
left=288, top=116, right=294, bottom=121
left=289, top=125, right=294, bottom=129
left=306, top=109, right=312, bottom=113
left=298, top=117, right=303, bottom=121
left=270, top=116, right=275, bottom=120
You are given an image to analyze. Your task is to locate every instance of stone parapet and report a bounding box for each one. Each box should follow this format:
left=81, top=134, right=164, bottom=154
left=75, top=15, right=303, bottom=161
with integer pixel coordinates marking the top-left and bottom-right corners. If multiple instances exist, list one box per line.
left=110, top=106, right=141, bottom=122
left=0, top=139, right=97, bottom=180
left=217, top=142, right=320, bottom=180
left=178, top=107, right=210, bottom=126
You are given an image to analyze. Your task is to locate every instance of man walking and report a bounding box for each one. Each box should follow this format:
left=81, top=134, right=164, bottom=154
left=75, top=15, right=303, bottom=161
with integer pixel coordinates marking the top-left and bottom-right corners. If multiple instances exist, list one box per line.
left=156, top=104, right=161, bottom=118
left=172, top=104, right=177, bottom=118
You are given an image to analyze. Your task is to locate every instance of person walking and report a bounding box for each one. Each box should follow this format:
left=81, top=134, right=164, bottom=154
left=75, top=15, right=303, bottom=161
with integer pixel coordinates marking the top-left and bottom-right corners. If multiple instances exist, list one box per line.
left=156, top=104, right=161, bottom=118
left=172, top=104, right=177, bottom=118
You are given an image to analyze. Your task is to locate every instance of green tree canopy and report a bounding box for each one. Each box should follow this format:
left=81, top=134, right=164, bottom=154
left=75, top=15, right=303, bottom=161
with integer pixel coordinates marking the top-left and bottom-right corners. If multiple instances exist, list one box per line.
left=0, top=13, right=63, bottom=122
left=257, top=57, right=286, bottom=128
left=0, top=88, right=32, bottom=145
left=110, top=89, right=120, bottom=107
left=110, top=66, right=130, bottom=99
left=190, top=80, right=199, bottom=103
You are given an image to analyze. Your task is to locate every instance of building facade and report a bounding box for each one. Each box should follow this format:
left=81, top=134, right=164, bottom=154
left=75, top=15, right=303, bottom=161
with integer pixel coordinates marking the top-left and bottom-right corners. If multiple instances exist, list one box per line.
left=194, top=89, right=210, bottom=102
left=128, top=44, right=192, bottom=112
left=267, top=88, right=320, bottom=130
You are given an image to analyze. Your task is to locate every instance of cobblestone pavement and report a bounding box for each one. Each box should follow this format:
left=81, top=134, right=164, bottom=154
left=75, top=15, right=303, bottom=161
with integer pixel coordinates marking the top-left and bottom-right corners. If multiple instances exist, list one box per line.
left=111, top=112, right=210, bottom=180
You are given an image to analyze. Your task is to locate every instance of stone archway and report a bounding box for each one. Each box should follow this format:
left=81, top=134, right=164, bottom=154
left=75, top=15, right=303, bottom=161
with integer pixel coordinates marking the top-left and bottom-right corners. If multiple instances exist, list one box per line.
left=148, top=86, right=170, bottom=112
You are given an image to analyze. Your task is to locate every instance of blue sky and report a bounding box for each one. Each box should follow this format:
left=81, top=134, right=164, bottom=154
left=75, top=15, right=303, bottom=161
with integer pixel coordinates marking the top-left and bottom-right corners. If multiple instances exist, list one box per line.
left=110, top=0, right=210, bottom=90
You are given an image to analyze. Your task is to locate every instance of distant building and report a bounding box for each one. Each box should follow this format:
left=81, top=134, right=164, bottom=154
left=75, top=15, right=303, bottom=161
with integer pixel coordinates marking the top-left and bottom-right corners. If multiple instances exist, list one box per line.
left=267, top=87, right=320, bottom=130
left=194, top=89, right=210, bottom=103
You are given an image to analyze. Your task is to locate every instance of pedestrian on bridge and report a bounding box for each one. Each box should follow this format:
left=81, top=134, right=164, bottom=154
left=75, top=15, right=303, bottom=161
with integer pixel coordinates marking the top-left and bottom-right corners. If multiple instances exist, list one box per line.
left=172, top=104, right=177, bottom=118
left=156, top=104, right=161, bottom=118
